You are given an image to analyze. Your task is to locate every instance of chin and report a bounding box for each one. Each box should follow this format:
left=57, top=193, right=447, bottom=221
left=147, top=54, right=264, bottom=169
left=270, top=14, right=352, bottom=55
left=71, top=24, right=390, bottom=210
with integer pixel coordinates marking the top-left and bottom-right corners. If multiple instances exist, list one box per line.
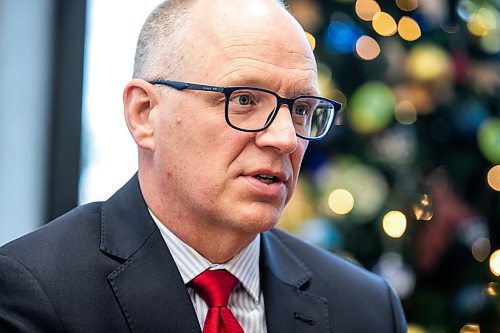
left=233, top=205, right=283, bottom=234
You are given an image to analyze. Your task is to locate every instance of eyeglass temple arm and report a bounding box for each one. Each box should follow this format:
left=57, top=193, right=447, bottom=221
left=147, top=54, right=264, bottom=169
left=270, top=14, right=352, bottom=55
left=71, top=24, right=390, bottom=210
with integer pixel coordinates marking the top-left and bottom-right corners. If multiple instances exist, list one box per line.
left=149, top=79, right=224, bottom=93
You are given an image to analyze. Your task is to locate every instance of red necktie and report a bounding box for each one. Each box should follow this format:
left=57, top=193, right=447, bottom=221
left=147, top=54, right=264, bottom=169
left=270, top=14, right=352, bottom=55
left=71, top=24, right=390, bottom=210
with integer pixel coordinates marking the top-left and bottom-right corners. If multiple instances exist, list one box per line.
left=190, top=269, right=244, bottom=333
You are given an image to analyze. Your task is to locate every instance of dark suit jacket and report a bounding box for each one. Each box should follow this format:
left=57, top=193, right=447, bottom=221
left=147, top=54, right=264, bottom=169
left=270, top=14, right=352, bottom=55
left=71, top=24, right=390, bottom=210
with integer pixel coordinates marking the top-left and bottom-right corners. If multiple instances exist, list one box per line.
left=0, top=175, right=406, bottom=332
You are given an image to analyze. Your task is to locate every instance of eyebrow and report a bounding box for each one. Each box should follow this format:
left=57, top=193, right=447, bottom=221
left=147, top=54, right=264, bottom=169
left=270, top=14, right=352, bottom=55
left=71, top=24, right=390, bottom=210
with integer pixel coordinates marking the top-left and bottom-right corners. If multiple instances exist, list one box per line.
left=218, top=77, right=319, bottom=97
left=295, top=87, right=320, bottom=96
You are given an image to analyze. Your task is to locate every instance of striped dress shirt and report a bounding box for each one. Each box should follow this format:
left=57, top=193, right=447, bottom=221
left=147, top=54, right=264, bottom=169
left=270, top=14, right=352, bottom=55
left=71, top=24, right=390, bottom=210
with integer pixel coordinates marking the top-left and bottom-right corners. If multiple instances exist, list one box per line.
left=150, top=211, right=267, bottom=333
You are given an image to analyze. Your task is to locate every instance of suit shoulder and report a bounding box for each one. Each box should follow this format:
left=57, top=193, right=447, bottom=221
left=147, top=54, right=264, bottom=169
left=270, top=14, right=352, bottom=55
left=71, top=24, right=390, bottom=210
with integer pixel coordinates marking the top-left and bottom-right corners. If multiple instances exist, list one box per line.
left=269, top=227, right=386, bottom=288
left=0, top=202, right=103, bottom=259
left=267, top=228, right=406, bottom=331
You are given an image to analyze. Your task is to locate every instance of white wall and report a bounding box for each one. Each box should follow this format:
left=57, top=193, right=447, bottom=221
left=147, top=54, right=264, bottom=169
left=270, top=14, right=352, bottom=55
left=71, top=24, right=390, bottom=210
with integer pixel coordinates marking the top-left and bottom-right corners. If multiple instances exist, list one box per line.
left=0, top=0, right=54, bottom=245
left=79, top=0, right=164, bottom=204
left=0, top=0, right=168, bottom=245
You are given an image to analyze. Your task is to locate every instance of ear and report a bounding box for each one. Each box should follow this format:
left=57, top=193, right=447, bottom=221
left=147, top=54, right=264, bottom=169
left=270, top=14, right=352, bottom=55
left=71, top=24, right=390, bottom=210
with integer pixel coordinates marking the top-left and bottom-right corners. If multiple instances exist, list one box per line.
left=123, top=79, right=160, bottom=151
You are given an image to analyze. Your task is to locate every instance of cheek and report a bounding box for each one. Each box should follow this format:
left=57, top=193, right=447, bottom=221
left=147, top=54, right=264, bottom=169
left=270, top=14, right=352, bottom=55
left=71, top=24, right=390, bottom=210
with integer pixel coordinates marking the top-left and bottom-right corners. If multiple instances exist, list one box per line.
left=158, top=118, right=243, bottom=179
left=292, top=142, right=308, bottom=171
left=288, top=144, right=307, bottom=190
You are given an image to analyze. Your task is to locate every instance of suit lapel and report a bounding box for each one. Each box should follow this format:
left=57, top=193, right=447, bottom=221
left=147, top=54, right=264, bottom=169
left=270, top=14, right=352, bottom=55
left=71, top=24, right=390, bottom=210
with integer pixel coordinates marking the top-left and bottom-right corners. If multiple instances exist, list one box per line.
left=100, top=175, right=201, bottom=333
left=261, top=231, right=330, bottom=333
left=98, top=175, right=330, bottom=332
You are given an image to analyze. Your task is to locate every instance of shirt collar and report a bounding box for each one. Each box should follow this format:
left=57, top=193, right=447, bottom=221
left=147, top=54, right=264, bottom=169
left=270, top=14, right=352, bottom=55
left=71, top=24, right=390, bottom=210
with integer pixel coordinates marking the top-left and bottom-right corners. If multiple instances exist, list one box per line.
left=149, top=210, right=261, bottom=303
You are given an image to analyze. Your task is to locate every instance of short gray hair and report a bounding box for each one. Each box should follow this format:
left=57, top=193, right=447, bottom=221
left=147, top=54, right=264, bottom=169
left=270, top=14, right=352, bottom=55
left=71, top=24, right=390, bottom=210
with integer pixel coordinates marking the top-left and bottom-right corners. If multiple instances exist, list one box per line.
left=133, top=0, right=289, bottom=80
left=133, top=0, right=195, bottom=79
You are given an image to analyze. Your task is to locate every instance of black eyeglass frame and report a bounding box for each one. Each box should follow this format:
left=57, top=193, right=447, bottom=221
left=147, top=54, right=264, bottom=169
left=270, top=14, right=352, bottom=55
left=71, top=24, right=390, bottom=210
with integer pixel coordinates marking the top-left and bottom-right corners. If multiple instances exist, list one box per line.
left=148, top=79, right=341, bottom=141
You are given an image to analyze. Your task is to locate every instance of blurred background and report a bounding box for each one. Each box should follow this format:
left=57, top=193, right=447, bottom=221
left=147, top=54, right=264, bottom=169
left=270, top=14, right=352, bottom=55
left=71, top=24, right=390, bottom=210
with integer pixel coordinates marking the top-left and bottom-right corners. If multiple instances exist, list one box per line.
left=0, top=0, right=498, bottom=332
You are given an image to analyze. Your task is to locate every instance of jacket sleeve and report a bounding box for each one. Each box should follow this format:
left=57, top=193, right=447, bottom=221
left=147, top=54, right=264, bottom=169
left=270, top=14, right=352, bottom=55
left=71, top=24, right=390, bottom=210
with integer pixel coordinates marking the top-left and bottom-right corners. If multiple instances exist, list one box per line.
left=0, top=255, right=64, bottom=333
left=384, top=280, right=407, bottom=333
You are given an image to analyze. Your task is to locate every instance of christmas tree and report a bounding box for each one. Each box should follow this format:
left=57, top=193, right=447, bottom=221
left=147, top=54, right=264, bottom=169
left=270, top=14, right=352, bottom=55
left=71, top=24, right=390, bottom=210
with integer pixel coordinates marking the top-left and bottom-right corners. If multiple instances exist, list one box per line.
left=280, top=0, right=500, bottom=331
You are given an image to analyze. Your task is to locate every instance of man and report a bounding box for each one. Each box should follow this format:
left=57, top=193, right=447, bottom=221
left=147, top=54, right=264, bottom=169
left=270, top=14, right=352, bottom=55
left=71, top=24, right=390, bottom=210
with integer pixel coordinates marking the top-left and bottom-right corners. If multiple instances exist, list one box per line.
left=0, top=0, right=406, bottom=332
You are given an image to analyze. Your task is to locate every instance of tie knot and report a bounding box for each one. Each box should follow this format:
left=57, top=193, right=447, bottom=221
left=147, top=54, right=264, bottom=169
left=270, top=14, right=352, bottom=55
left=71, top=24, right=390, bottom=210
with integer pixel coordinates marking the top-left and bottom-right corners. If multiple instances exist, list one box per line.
left=190, top=269, right=239, bottom=308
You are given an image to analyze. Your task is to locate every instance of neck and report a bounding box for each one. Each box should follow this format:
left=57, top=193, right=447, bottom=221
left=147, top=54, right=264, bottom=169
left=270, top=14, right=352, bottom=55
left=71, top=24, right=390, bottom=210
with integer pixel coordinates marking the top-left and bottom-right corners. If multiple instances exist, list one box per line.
left=139, top=167, right=260, bottom=263
left=155, top=212, right=256, bottom=263
left=179, top=225, right=256, bottom=263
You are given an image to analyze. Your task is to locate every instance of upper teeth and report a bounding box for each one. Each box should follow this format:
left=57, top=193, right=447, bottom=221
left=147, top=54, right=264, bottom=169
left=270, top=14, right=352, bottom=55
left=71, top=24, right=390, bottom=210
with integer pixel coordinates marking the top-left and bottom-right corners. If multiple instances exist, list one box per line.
left=257, top=174, right=274, bottom=180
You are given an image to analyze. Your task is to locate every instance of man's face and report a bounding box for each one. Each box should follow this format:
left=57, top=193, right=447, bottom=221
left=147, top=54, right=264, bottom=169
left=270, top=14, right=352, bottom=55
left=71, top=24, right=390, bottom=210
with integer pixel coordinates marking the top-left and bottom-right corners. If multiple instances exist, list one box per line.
left=150, top=0, right=319, bottom=237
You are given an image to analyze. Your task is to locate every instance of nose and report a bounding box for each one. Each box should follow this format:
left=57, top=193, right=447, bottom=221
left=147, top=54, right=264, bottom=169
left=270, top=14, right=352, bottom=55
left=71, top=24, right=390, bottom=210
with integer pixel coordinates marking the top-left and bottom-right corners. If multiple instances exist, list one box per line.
left=254, top=106, right=299, bottom=154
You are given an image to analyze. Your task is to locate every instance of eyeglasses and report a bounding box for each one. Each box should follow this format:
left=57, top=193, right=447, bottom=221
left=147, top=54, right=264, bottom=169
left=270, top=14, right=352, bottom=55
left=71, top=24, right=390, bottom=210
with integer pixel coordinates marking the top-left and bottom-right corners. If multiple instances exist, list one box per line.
left=149, top=79, right=341, bottom=141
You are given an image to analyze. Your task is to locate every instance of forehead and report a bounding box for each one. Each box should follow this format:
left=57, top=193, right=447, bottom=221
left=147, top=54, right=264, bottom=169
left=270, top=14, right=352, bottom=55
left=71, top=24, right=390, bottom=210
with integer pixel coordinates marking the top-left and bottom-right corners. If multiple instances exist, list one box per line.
left=180, top=0, right=318, bottom=94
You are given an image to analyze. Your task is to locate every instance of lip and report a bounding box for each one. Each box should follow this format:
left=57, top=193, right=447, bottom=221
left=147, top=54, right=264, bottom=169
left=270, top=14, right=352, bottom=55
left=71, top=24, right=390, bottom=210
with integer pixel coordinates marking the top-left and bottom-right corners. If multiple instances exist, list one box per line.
left=240, top=175, right=287, bottom=198
left=239, top=169, right=289, bottom=198
left=243, top=169, right=289, bottom=183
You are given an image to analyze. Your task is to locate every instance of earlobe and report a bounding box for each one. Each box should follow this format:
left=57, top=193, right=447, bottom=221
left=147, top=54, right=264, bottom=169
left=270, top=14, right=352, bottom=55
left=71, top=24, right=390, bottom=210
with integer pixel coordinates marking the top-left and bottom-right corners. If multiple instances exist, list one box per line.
left=123, top=79, right=159, bottom=151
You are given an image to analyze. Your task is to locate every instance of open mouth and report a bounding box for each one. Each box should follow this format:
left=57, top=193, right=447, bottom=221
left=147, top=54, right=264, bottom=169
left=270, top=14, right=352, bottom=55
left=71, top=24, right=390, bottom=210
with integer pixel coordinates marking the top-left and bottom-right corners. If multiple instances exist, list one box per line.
left=253, top=174, right=280, bottom=184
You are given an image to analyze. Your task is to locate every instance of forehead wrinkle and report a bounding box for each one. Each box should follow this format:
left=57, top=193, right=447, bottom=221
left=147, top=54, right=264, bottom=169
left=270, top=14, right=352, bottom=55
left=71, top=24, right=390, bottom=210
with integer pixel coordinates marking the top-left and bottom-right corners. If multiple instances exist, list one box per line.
left=225, top=47, right=316, bottom=66
left=218, top=32, right=315, bottom=58
left=215, top=29, right=317, bottom=65
left=223, top=53, right=317, bottom=71
left=216, top=65, right=318, bottom=97
left=218, top=42, right=317, bottom=72
left=217, top=62, right=317, bottom=83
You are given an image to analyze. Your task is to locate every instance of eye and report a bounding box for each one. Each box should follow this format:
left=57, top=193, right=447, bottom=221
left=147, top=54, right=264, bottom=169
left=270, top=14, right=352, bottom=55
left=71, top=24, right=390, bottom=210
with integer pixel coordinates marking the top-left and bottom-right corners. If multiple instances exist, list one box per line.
left=233, top=93, right=253, bottom=106
left=294, top=104, right=310, bottom=116
left=239, top=95, right=251, bottom=105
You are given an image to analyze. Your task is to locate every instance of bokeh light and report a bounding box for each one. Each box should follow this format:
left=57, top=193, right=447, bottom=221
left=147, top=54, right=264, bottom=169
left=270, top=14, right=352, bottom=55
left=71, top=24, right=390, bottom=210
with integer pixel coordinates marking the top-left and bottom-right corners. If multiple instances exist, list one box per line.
left=382, top=211, right=407, bottom=238
left=289, top=0, right=324, bottom=32
left=372, top=12, right=398, bottom=36
left=305, top=31, right=316, bottom=50
left=478, top=7, right=497, bottom=31
left=484, top=282, right=499, bottom=297
left=407, top=324, right=429, bottom=333
left=480, top=30, right=500, bottom=54
left=279, top=178, right=315, bottom=233
left=471, top=238, right=491, bottom=262
left=373, top=252, right=416, bottom=299
left=398, top=16, right=421, bottom=41
left=490, top=249, right=500, bottom=276
left=453, top=284, right=488, bottom=316
left=406, top=43, right=451, bottom=81
left=457, top=216, right=490, bottom=249
left=393, top=83, right=436, bottom=115
left=453, top=98, right=489, bottom=136
left=487, top=165, right=500, bottom=191
left=325, top=14, right=363, bottom=53
left=459, top=324, right=480, bottom=333
left=394, top=100, right=417, bottom=125
left=317, top=62, right=333, bottom=93
left=412, top=193, right=434, bottom=221
left=355, top=35, right=380, bottom=60
left=467, top=13, right=491, bottom=37
left=477, top=7, right=497, bottom=30
left=316, top=63, right=348, bottom=115
left=296, top=217, right=342, bottom=250
left=477, top=117, right=500, bottom=164
left=328, top=188, right=355, bottom=215
left=329, top=89, right=348, bottom=116
left=371, top=126, right=417, bottom=167
left=466, top=7, right=497, bottom=37
left=457, top=0, right=477, bottom=21
left=314, top=158, right=389, bottom=223
left=355, top=0, right=380, bottom=21
left=349, top=81, right=395, bottom=134
left=396, top=0, right=419, bottom=11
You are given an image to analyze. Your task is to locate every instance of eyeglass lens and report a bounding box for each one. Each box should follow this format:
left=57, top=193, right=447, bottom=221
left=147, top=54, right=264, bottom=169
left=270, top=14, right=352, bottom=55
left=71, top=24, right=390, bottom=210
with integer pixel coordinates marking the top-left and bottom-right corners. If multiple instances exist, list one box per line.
left=227, top=89, right=334, bottom=139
